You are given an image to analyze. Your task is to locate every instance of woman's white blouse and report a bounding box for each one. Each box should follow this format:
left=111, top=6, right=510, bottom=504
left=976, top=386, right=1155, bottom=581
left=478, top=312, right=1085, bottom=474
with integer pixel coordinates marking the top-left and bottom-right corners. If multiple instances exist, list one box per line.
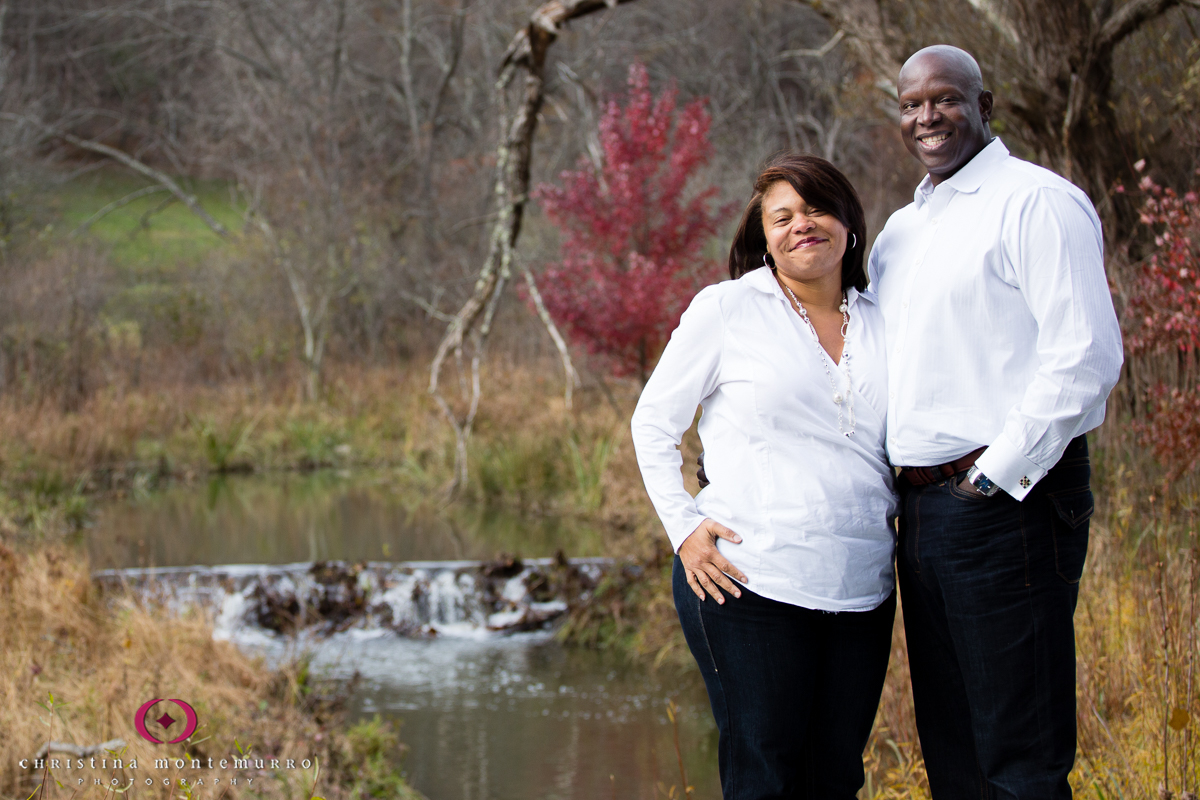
left=630, top=266, right=897, bottom=612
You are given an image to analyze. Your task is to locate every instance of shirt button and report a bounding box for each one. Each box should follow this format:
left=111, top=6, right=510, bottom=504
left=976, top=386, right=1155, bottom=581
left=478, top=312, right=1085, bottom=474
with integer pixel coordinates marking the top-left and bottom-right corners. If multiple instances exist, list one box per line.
left=902, top=301, right=909, bottom=309
left=889, top=392, right=895, bottom=399
left=931, top=217, right=940, bottom=224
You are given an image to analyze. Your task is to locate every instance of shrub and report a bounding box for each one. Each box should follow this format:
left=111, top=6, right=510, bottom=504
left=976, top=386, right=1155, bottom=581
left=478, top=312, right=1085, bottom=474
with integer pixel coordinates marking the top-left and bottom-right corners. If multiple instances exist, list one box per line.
left=532, top=62, right=733, bottom=384
left=1123, top=167, right=1200, bottom=481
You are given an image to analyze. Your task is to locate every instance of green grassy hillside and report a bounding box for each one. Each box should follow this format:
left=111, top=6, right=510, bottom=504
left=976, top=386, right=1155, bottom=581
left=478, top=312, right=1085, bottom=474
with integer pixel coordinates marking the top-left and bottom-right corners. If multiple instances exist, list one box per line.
left=46, top=170, right=243, bottom=269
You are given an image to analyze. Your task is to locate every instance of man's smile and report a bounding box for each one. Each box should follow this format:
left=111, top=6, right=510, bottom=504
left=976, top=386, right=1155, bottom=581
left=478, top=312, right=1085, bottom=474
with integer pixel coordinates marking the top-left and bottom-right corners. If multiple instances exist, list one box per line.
left=916, top=131, right=953, bottom=151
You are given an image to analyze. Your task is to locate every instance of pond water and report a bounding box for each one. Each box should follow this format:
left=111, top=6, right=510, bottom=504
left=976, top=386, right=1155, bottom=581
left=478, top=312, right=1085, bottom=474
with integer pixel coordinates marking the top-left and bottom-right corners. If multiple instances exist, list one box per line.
left=87, top=471, right=612, bottom=569
left=310, top=635, right=717, bottom=800
left=90, top=473, right=720, bottom=800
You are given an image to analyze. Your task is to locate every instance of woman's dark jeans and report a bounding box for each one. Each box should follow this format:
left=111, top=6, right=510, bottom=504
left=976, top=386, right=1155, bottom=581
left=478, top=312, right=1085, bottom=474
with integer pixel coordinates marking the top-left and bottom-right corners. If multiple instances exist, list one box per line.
left=673, top=556, right=894, bottom=800
left=898, top=435, right=1093, bottom=799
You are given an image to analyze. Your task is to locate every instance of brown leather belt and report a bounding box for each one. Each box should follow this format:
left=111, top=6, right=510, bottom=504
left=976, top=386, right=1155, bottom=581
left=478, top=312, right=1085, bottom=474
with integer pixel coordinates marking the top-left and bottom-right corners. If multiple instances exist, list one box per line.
left=898, top=448, right=985, bottom=487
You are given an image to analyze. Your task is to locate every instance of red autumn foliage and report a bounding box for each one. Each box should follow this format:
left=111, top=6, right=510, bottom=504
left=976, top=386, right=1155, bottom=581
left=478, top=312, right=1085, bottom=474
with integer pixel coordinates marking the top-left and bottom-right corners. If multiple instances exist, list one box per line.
left=532, top=62, right=733, bottom=383
left=1123, top=168, right=1200, bottom=479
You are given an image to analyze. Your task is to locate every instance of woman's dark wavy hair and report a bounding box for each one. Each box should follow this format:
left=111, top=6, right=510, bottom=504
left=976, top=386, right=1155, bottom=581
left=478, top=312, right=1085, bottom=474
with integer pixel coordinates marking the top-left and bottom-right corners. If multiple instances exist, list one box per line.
left=728, top=153, right=868, bottom=292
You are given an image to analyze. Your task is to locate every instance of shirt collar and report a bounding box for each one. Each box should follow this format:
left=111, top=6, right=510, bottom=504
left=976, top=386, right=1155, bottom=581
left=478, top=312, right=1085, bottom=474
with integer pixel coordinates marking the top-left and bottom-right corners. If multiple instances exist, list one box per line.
left=914, top=137, right=1010, bottom=209
left=741, top=265, right=867, bottom=309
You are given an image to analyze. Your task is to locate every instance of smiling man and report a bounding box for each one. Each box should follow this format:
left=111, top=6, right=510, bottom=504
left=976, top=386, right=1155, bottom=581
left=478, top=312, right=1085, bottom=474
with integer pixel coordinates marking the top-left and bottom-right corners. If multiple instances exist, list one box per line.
left=868, top=46, right=1123, bottom=797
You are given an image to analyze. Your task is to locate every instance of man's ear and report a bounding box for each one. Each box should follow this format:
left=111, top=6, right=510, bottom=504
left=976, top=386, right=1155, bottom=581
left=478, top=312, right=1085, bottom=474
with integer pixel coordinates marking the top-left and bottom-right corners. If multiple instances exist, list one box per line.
left=978, top=90, right=994, bottom=124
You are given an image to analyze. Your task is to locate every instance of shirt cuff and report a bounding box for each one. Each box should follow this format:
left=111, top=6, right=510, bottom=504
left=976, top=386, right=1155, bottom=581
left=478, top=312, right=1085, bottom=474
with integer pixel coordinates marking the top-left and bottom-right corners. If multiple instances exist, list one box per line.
left=668, top=512, right=709, bottom=554
left=974, top=436, right=1048, bottom=501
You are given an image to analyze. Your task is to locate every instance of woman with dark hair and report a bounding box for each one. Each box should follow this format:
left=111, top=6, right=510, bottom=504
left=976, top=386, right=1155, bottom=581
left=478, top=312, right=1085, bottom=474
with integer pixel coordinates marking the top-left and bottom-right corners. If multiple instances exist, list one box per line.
left=631, top=154, right=896, bottom=798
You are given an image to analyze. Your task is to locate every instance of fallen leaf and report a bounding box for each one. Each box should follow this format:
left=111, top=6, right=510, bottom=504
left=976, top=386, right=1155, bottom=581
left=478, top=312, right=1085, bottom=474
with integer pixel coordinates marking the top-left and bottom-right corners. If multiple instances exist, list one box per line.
left=1169, top=707, right=1190, bottom=731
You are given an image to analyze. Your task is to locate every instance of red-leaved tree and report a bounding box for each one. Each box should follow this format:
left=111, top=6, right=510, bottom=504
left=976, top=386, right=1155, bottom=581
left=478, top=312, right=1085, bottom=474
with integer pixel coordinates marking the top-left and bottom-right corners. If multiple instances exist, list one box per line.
left=1123, top=168, right=1200, bottom=481
left=533, top=62, right=733, bottom=384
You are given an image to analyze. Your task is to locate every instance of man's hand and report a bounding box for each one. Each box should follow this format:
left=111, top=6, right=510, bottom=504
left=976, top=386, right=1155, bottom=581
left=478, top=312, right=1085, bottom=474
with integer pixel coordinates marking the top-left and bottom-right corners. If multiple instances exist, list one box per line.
left=696, top=452, right=709, bottom=489
left=957, top=475, right=985, bottom=496
left=678, top=519, right=747, bottom=603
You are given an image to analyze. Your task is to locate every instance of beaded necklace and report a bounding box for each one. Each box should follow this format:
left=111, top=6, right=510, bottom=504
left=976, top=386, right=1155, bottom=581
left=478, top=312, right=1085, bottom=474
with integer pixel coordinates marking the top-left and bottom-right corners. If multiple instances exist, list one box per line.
left=782, top=283, right=855, bottom=437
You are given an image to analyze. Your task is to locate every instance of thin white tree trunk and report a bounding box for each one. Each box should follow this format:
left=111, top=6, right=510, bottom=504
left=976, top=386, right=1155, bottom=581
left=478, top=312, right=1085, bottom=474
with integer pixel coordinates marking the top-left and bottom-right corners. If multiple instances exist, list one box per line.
left=522, top=263, right=579, bottom=410
left=427, top=0, right=640, bottom=494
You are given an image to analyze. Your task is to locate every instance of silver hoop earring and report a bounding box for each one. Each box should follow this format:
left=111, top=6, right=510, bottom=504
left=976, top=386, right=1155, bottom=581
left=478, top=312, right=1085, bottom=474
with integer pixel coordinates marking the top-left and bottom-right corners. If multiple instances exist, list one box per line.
left=763, top=253, right=774, bottom=270
left=850, top=233, right=858, bottom=249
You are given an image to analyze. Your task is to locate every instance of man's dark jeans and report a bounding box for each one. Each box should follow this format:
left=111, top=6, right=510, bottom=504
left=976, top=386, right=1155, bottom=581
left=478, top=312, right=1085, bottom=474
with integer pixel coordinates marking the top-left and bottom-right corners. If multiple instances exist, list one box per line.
left=673, top=556, right=894, bottom=800
left=898, top=435, right=1093, bottom=798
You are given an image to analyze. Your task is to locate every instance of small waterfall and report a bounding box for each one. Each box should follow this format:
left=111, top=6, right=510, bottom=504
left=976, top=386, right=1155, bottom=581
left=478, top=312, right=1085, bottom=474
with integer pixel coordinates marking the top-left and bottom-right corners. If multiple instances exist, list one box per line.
left=93, top=556, right=619, bottom=643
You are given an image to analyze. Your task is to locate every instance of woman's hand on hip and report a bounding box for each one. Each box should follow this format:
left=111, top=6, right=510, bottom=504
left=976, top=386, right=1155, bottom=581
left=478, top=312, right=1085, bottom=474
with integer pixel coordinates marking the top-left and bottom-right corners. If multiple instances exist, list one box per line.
left=678, top=519, right=748, bottom=604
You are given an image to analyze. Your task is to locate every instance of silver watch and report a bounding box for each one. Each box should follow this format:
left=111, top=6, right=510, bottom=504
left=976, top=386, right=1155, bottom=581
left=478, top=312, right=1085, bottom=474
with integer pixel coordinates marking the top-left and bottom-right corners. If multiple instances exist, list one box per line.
left=966, top=465, right=1000, bottom=497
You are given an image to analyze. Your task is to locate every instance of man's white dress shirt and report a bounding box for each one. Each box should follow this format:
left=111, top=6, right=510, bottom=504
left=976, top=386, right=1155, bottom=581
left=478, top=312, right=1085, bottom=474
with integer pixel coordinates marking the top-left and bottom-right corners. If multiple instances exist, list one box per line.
left=631, top=266, right=897, bottom=612
left=868, top=138, right=1123, bottom=500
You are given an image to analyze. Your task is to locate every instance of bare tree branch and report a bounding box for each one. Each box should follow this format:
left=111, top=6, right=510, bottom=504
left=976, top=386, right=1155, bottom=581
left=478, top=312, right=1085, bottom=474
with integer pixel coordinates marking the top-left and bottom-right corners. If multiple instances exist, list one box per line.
left=428, top=0, right=639, bottom=492
left=0, top=1, right=9, bottom=100
left=136, top=192, right=178, bottom=230
left=791, top=0, right=904, bottom=98
left=522, top=263, right=580, bottom=409
left=963, top=0, right=1023, bottom=48
left=396, top=0, right=424, bottom=154
left=69, top=185, right=170, bottom=236
left=776, top=29, right=845, bottom=61
left=2, top=113, right=229, bottom=237
left=1096, top=0, right=1182, bottom=51
left=108, top=6, right=308, bottom=106
left=427, top=0, right=468, bottom=134
left=399, top=290, right=455, bottom=322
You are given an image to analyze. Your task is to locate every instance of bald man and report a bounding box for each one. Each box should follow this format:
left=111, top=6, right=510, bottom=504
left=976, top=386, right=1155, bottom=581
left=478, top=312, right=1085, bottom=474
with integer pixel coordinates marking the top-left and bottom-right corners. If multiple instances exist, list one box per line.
left=870, top=46, right=1123, bottom=796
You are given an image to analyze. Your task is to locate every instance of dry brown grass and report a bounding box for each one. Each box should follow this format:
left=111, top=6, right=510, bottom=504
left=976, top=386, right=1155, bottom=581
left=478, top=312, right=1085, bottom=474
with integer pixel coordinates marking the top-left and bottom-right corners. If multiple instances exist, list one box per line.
left=1071, top=498, right=1200, bottom=797
left=855, top=478, right=1200, bottom=798
left=0, top=364, right=433, bottom=478
left=861, top=614, right=928, bottom=797
left=0, top=360, right=648, bottom=518
left=3, top=361, right=1199, bottom=797
left=0, top=542, right=423, bottom=800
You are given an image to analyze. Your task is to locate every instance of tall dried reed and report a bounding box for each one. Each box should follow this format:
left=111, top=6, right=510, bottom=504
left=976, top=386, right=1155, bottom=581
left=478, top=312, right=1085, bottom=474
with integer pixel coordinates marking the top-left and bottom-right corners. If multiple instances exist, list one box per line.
left=0, top=543, right=423, bottom=799
left=5, top=357, right=1199, bottom=796
left=854, top=457, right=1200, bottom=798
left=0, top=361, right=648, bottom=528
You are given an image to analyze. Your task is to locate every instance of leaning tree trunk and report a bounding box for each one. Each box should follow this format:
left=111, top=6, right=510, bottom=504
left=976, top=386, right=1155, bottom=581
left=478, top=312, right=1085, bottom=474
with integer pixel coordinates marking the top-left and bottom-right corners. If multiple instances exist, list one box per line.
left=428, top=0, right=639, bottom=494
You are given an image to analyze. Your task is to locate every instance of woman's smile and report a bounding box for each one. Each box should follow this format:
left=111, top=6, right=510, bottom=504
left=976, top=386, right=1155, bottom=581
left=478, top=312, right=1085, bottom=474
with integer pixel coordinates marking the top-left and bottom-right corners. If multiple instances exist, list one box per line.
left=791, top=235, right=827, bottom=250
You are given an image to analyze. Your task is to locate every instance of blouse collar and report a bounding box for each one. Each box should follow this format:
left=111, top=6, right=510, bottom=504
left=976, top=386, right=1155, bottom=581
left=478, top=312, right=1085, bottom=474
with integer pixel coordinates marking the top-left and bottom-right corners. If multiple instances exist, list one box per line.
left=740, top=265, right=869, bottom=309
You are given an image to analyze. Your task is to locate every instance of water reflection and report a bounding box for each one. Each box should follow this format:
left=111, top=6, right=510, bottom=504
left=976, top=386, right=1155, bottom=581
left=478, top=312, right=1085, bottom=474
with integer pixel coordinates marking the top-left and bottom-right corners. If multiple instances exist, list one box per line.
left=306, top=635, right=719, bottom=800
left=91, top=473, right=721, bottom=799
left=89, top=471, right=607, bottom=569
